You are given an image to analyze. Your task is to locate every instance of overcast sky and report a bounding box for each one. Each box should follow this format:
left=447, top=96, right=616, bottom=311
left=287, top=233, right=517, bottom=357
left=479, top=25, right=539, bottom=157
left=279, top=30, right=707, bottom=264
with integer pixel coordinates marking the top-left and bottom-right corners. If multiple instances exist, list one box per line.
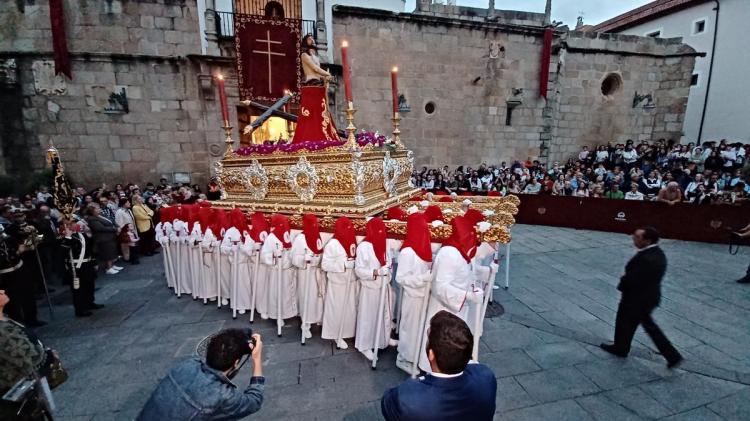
left=404, top=0, right=654, bottom=27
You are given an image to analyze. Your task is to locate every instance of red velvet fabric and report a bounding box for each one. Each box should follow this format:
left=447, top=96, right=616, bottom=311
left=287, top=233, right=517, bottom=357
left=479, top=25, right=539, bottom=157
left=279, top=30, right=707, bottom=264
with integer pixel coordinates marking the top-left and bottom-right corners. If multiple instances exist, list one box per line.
left=334, top=217, right=357, bottom=259
left=442, top=216, right=477, bottom=263
left=539, top=27, right=553, bottom=98
left=364, top=217, right=387, bottom=266
left=249, top=212, right=270, bottom=242
left=401, top=213, right=432, bottom=263
left=386, top=206, right=406, bottom=221
left=291, top=85, right=340, bottom=143
left=302, top=214, right=323, bottom=254
left=438, top=197, right=454, bottom=203
left=234, top=17, right=301, bottom=102
left=49, top=0, right=71, bottom=79
left=487, top=191, right=501, bottom=197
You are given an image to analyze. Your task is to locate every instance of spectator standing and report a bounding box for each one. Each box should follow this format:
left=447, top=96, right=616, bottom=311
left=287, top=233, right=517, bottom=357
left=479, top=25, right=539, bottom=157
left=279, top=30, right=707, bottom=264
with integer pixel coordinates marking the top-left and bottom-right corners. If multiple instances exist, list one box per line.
left=98, top=196, right=116, bottom=224
left=84, top=203, right=121, bottom=275
left=381, top=311, right=496, bottom=421
left=132, top=195, right=157, bottom=256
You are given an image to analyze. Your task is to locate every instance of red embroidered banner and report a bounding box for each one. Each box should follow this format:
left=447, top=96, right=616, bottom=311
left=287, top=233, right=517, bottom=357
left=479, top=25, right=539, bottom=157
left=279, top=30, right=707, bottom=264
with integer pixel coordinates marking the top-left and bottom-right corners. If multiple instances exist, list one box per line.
left=235, top=15, right=301, bottom=102
left=539, top=27, right=553, bottom=99
left=49, top=0, right=72, bottom=79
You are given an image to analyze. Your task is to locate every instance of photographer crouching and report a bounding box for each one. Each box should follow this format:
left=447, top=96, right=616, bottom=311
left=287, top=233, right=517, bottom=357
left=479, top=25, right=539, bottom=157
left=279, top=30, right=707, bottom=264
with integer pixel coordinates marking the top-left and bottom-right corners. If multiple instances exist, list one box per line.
left=137, top=329, right=264, bottom=420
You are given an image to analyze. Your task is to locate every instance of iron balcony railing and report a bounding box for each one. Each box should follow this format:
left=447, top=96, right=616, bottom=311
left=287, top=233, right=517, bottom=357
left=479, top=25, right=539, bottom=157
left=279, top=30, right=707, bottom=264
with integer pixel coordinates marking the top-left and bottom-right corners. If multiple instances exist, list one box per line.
left=215, top=11, right=317, bottom=40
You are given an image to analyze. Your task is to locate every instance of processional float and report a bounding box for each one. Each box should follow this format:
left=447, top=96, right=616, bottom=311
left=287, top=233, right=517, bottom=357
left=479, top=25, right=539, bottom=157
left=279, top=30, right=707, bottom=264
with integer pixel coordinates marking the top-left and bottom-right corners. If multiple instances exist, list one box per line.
left=166, top=39, right=518, bottom=374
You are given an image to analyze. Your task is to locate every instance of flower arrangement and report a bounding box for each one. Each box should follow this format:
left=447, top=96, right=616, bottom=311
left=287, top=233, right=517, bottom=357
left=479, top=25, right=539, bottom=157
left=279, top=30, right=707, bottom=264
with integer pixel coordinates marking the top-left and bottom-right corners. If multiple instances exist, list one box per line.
left=234, top=130, right=388, bottom=156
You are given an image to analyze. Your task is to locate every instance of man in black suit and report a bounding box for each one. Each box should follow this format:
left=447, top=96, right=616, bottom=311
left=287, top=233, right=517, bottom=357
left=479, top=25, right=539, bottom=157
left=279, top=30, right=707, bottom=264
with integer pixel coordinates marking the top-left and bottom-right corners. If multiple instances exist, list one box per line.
left=601, top=227, right=682, bottom=368
left=381, top=311, right=497, bottom=421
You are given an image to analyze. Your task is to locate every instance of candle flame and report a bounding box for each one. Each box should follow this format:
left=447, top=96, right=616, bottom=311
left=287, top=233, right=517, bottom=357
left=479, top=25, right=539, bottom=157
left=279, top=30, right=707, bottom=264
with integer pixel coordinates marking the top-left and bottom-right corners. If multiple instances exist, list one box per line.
left=342, top=40, right=348, bottom=47
left=392, top=66, right=398, bottom=73
left=284, top=89, right=291, bottom=96
left=217, top=74, right=224, bottom=81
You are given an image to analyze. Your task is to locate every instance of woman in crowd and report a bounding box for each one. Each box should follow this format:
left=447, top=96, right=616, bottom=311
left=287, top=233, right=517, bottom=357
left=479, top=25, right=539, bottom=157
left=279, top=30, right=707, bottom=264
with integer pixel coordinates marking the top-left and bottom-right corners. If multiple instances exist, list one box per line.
left=84, top=203, right=121, bottom=275
left=132, top=195, right=157, bottom=256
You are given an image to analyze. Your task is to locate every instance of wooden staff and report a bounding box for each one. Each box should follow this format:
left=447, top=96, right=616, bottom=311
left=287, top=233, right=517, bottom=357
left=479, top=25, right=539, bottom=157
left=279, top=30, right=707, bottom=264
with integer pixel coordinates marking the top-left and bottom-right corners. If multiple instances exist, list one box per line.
left=371, top=268, right=389, bottom=370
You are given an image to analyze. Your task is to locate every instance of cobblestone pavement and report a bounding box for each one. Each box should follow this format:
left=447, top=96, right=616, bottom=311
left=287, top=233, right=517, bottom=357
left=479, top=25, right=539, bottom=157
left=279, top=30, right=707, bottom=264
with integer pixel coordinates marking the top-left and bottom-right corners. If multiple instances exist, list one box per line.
left=35, top=225, right=750, bottom=420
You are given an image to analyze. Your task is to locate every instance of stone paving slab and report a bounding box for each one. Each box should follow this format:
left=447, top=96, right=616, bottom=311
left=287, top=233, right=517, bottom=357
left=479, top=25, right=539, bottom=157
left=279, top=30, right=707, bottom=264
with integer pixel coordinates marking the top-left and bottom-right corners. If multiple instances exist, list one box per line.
left=31, top=224, right=750, bottom=420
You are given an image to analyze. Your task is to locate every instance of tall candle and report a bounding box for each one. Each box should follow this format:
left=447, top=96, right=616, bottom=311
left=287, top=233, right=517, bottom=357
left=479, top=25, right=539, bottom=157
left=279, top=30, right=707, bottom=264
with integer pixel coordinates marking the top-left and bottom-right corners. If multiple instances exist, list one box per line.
left=216, top=74, right=229, bottom=124
left=391, top=67, right=399, bottom=116
left=341, top=41, right=353, bottom=104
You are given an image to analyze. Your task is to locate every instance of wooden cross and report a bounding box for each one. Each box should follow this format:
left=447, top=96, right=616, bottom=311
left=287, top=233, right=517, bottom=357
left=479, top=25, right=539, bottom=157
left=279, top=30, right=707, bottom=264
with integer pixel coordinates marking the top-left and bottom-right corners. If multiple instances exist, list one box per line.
left=252, top=30, right=286, bottom=94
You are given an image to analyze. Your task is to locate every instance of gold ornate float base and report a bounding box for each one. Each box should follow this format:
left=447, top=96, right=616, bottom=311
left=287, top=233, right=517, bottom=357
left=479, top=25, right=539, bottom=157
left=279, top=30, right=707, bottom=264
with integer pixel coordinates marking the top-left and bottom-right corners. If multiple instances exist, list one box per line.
left=214, top=146, right=419, bottom=218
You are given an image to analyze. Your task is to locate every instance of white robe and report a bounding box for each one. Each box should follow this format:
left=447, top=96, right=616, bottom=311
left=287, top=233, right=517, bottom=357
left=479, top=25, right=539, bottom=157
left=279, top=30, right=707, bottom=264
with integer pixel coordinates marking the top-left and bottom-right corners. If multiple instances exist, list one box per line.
left=395, top=247, right=431, bottom=368
left=418, top=246, right=479, bottom=373
left=354, top=241, right=394, bottom=353
left=290, top=234, right=325, bottom=325
left=199, top=228, right=220, bottom=301
left=320, top=239, right=358, bottom=340
left=232, top=236, right=256, bottom=311
left=157, top=223, right=175, bottom=289
left=188, top=223, right=203, bottom=299
left=259, top=233, right=298, bottom=320
left=170, top=221, right=191, bottom=296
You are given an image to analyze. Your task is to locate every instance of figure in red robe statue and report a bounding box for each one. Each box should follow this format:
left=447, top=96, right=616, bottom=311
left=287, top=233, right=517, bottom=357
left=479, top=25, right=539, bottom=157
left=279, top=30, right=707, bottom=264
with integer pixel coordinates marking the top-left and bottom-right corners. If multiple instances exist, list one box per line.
left=292, top=34, right=340, bottom=143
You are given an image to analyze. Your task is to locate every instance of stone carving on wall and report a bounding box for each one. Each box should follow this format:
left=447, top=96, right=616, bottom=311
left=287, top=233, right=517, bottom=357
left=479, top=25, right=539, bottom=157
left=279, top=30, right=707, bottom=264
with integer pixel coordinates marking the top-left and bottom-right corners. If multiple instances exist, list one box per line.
left=488, top=41, right=505, bottom=59
left=31, top=60, right=67, bottom=96
left=0, top=59, right=18, bottom=86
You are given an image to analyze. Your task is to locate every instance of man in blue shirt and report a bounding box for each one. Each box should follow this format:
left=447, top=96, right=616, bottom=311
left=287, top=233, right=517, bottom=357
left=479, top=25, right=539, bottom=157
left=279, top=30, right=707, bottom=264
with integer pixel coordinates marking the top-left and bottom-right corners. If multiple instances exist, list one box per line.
left=381, top=311, right=497, bottom=421
left=137, top=329, right=264, bottom=420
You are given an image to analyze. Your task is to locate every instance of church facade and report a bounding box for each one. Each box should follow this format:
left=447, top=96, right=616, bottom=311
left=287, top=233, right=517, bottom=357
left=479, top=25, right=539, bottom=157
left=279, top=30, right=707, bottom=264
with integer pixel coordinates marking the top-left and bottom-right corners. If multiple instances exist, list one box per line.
left=0, top=0, right=698, bottom=187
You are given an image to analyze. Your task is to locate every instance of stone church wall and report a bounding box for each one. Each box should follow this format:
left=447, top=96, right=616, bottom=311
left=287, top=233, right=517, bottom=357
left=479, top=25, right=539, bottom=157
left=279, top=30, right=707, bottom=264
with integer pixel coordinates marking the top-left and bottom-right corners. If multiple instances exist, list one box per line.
left=332, top=7, right=697, bottom=167
left=0, top=0, right=237, bottom=187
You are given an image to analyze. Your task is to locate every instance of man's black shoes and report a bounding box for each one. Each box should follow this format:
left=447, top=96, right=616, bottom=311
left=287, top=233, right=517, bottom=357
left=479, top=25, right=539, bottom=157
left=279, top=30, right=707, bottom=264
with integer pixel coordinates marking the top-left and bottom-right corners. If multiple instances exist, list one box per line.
left=599, top=343, right=628, bottom=358
left=667, top=355, right=683, bottom=369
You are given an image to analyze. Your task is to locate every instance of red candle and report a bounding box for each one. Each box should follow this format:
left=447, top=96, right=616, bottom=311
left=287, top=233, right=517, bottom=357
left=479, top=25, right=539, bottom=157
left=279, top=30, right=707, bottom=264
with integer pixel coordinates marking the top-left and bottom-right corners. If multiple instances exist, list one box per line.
left=391, top=66, right=399, bottom=116
left=341, top=41, right=353, bottom=104
left=216, top=74, right=229, bottom=124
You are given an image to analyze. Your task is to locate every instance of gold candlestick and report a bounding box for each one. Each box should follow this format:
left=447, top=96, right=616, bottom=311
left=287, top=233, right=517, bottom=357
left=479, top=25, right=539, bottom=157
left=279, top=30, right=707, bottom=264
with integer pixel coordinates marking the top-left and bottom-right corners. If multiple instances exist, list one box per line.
left=222, top=120, right=234, bottom=157
left=391, top=111, right=404, bottom=148
left=345, top=101, right=358, bottom=150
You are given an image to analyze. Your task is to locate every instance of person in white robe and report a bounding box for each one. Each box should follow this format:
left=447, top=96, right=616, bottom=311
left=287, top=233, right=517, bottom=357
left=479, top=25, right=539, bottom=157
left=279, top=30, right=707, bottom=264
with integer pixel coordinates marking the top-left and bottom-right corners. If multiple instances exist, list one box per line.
left=188, top=222, right=203, bottom=300
left=220, top=227, right=242, bottom=310
left=170, top=219, right=191, bottom=296
left=418, top=216, right=484, bottom=373
left=259, top=214, right=297, bottom=325
left=321, top=217, right=358, bottom=349
left=156, top=222, right=175, bottom=290
left=248, top=212, right=270, bottom=319
left=199, top=227, right=220, bottom=302
left=395, top=213, right=433, bottom=374
left=230, top=231, right=256, bottom=314
left=354, top=217, right=395, bottom=361
left=291, top=214, right=326, bottom=339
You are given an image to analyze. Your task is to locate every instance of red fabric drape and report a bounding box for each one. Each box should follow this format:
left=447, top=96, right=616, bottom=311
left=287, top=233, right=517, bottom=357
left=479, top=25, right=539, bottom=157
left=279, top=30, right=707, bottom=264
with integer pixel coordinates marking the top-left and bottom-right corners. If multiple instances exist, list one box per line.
left=49, top=0, right=72, bottom=79
left=539, top=27, right=553, bottom=99
left=291, top=85, right=340, bottom=143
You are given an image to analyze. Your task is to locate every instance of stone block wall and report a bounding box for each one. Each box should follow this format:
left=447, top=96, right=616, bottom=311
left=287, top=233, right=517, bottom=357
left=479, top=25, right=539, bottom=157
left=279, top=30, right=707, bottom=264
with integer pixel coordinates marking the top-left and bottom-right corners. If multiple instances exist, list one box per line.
left=0, top=0, right=238, bottom=188
left=332, top=7, right=697, bottom=167
left=332, top=9, right=550, bottom=168
left=549, top=33, right=695, bottom=162
left=0, top=0, right=201, bottom=57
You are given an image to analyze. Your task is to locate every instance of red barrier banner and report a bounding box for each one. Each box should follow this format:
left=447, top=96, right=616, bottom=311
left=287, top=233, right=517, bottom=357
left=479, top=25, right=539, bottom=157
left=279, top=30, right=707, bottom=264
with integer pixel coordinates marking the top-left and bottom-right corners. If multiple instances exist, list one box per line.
left=515, top=195, right=748, bottom=244
left=235, top=15, right=301, bottom=102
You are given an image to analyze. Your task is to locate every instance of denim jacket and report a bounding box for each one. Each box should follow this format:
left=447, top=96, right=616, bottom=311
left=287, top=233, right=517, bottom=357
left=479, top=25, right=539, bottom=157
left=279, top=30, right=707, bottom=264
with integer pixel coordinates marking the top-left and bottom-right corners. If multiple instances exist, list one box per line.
left=137, top=358, right=264, bottom=421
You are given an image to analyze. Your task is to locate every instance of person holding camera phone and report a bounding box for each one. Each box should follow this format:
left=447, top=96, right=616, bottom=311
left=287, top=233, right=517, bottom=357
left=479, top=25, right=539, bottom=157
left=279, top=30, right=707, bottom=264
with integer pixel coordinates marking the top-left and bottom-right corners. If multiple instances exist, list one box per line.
left=735, top=222, right=750, bottom=284
left=137, top=329, right=264, bottom=420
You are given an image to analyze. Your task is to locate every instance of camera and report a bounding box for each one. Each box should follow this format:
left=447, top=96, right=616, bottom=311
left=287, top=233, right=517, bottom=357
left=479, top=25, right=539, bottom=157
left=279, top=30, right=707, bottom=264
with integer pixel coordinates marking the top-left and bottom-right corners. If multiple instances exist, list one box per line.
left=238, top=328, right=258, bottom=354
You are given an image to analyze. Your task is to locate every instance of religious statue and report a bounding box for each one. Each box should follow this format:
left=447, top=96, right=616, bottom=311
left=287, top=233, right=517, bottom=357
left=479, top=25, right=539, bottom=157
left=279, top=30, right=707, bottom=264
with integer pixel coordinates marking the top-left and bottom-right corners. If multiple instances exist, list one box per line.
left=291, top=34, right=340, bottom=143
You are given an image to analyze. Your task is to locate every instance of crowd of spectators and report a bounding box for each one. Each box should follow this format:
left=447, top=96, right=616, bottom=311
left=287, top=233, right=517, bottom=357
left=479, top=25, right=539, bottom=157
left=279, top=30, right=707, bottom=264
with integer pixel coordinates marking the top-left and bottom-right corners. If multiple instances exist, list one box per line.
left=0, top=178, right=222, bottom=280
left=411, top=139, right=749, bottom=205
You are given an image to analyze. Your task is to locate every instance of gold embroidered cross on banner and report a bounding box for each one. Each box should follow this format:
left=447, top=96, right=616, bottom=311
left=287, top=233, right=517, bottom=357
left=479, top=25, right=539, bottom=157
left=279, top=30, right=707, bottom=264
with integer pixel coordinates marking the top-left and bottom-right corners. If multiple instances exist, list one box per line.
left=252, top=30, right=286, bottom=94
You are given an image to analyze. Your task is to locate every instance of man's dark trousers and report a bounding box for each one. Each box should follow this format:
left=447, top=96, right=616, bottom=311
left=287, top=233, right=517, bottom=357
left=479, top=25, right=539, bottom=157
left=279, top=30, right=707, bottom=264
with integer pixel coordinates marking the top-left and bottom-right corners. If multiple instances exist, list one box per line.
left=613, top=300, right=680, bottom=362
